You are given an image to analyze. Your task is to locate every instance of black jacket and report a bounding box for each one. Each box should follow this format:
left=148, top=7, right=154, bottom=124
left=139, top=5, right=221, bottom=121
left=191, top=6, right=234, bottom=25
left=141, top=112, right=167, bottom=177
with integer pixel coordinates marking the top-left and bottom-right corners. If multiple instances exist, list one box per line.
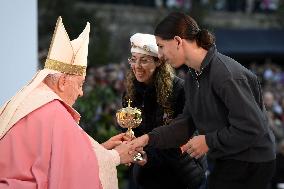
left=122, top=76, right=206, bottom=189
left=148, top=46, right=276, bottom=162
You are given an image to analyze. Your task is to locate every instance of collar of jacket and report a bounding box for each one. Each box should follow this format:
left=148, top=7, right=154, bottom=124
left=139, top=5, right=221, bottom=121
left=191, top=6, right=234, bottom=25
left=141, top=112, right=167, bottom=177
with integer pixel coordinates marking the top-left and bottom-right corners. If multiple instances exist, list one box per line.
left=189, top=44, right=216, bottom=74
left=135, top=79, right=156, bottom=94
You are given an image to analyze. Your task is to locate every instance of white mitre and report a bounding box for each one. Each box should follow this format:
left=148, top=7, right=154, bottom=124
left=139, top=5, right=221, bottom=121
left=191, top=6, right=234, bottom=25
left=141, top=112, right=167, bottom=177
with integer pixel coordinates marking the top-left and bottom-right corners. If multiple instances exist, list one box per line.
left=45, top=16, right=90, bottom=76
left=0, top=17, right=90, bottom=140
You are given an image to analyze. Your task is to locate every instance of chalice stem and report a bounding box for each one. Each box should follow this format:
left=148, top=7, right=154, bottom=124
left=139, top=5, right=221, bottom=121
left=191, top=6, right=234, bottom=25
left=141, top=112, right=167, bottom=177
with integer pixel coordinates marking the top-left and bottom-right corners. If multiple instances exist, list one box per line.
left=125, top=128, right=144, bottom=161
left=126, top=128, right=135, bottom=139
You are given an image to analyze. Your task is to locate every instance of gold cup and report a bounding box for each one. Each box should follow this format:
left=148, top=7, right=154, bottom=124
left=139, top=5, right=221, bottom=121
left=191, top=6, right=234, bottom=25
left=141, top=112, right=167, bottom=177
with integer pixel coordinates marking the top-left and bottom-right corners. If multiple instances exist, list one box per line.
left=116, top=99, right=143, bottom=161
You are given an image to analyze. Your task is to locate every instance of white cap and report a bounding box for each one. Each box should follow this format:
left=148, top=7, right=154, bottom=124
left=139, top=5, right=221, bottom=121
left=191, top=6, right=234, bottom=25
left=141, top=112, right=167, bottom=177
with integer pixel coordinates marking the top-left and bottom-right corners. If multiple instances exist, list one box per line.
left=130, top=33, right=158, bottom=57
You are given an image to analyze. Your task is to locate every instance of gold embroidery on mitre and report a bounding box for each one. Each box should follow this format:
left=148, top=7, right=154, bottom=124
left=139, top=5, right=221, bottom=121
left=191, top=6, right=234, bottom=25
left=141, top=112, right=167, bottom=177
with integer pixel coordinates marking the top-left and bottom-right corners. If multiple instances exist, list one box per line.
left=44, top=59, right=86, bottom=76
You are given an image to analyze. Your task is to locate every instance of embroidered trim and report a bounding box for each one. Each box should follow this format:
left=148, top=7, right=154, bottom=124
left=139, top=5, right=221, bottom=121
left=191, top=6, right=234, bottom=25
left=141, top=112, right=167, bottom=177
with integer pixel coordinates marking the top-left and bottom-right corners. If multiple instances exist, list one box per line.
left=44, top=59, right=86, bottom=76
left=131, top=42, right=151, bottom=53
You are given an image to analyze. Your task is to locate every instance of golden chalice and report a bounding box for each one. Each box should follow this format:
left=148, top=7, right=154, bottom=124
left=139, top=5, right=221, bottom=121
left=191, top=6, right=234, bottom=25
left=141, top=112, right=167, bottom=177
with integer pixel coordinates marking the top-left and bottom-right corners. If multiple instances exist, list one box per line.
left=116, top=99, right=143, bottom=161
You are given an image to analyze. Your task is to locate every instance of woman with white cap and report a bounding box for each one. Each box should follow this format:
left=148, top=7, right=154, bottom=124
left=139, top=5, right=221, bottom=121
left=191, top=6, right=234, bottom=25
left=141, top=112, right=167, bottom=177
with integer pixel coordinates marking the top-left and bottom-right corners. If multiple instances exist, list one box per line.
left=122, top=33, right=206, bottom=189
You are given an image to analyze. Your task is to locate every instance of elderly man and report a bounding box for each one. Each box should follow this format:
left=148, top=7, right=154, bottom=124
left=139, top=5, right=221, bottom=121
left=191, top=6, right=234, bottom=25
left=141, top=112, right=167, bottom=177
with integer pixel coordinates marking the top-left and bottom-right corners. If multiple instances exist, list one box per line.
left=0, top=17, right=134, bottom=189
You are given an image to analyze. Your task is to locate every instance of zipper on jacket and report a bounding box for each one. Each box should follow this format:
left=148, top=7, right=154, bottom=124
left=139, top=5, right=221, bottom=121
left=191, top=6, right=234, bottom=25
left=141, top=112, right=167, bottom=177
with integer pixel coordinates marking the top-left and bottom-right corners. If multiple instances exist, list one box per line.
left=142, top=90, right=146, bottom=108
left=195, top=67, right=205, bottom=88
left=190, top=68, right=204, bottom=89
left=196, top=79, right=200, bottom=88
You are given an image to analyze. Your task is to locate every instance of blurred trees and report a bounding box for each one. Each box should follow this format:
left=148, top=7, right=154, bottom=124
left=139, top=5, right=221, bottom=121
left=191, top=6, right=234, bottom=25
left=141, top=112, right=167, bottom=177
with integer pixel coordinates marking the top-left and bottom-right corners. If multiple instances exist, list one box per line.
left=38, top=0, right=113, bottom=68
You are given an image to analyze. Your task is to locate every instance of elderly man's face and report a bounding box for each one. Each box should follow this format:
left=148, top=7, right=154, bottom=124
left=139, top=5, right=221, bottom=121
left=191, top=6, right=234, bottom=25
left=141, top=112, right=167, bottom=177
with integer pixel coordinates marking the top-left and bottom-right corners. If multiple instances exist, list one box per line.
left=61, top=75, right=85, bottom=106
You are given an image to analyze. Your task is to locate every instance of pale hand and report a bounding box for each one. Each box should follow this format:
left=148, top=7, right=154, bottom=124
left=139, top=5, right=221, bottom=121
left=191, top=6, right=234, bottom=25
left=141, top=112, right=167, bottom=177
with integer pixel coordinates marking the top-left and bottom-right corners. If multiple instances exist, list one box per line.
left=114, top=141, right=138, bottom=164
left=102, top=133, right=131, bottom=150
left=181, top=135, right=209, bottom=159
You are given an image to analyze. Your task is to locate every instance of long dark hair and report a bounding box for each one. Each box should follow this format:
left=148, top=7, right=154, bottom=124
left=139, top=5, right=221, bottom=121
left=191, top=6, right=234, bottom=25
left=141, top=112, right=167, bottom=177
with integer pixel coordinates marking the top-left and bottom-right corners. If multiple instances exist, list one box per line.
left=154, top=12, right=215, bottom=50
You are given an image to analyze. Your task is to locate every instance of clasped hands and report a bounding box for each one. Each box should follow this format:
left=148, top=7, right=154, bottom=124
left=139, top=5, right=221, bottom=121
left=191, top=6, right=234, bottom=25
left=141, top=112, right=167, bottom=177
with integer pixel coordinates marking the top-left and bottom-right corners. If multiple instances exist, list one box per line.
left=101, top=133, right=147, bottom=166
left=102, top=133, right=209, bottom=165
left=126, top=134, right=209, bottom=160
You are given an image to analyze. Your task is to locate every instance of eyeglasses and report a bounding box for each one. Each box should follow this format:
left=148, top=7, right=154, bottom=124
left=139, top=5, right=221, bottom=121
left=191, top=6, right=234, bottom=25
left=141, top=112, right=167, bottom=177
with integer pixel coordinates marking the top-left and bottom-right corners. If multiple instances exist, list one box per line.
left=128, top=57, right=153, bottom=67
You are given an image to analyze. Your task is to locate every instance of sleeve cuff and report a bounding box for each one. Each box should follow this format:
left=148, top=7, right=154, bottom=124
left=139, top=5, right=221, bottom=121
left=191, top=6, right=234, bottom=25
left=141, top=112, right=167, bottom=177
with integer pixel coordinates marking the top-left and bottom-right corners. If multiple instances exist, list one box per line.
left=205, top=131, right=217, bottom=150
left=110, top=149, right=120, bottom=166
left=147, top=132, right=157, bottom=147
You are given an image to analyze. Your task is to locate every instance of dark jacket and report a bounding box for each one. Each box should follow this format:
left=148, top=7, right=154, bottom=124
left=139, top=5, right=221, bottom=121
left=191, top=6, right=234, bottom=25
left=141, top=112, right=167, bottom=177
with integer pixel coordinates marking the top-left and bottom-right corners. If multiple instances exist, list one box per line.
left=148, top=46, right=276, bottom=162
left=122, top=76, right=206, bottom=189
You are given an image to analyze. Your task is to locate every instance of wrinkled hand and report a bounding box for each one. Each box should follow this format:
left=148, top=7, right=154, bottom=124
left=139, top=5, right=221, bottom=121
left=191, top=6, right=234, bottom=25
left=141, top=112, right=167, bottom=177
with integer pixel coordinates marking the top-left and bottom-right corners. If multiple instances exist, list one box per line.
left=102, top=133, right=131, bottom=150
left=114, top=141, right=138, bottom=164
left=181, top=135, right=209, bottom=159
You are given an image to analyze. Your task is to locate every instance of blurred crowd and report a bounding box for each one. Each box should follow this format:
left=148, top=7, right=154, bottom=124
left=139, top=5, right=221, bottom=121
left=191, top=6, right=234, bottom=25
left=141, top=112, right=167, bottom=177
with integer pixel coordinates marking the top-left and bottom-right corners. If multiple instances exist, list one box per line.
left=249, top=61, right=284, bottom=188
left=213, top=0, right=280, bottom=13
left=157, top=0, right=280, bottom=13
left=249, top=61, right=284, bottom=146
left=84, top=62, right=128, bottom=120
left=84, top=0, right=281, bottom=13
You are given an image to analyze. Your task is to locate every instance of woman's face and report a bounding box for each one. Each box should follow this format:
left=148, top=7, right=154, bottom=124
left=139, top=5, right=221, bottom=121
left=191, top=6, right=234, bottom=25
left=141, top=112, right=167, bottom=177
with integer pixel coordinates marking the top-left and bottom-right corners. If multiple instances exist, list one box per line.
left=155, top=36, right=184, bottom=68
left=128, top=52, right=159, bottom=84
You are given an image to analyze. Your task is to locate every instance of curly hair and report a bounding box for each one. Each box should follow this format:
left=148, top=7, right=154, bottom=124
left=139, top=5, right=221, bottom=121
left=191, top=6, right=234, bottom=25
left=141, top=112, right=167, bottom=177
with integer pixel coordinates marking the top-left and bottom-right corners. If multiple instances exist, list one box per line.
left=124, top=58, right=175, bottom=109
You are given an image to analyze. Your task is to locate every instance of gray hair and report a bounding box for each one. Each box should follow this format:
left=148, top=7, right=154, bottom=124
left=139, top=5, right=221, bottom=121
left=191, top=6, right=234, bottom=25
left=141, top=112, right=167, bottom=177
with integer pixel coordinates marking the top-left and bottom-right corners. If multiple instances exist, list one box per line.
left=43, top=73, right=63, bottom=87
